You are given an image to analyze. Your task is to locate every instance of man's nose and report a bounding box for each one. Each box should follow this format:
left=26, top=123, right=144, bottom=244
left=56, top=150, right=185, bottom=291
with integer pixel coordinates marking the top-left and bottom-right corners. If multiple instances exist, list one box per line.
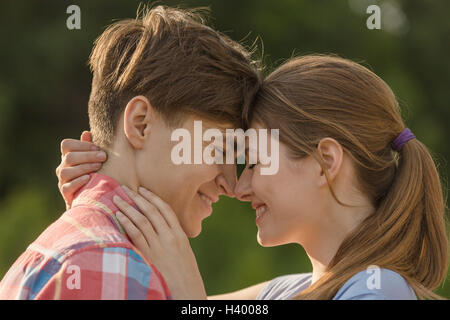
left=234, top=167, right=253, bottom=202
left=215, top=164, right=237, bottom=198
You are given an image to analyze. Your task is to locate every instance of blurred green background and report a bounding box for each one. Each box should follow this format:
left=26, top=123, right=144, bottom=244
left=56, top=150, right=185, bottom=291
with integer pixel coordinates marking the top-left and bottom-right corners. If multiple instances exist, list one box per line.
left=0, top=0, right=448, bottom=298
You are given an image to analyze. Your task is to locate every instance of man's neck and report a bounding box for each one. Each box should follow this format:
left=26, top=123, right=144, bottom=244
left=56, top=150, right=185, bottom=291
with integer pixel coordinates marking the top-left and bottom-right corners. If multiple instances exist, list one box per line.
left=96, top=147, right=140, bottom=193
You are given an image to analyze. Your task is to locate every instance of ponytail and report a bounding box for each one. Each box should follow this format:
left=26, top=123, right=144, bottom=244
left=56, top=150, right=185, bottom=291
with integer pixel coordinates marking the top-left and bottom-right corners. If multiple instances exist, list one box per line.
left=387, top=139, right=448, bottom=297
left=294, top=138, right=448, bottom=300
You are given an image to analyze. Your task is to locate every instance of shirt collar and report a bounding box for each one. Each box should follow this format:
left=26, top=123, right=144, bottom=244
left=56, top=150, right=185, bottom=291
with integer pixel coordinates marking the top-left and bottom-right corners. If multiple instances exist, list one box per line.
left=71, top=173, right=136, bottom=236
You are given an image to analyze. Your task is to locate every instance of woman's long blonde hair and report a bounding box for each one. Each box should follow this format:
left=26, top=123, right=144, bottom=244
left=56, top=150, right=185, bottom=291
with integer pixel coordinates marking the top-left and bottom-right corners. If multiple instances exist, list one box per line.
left=246, top=54, right=449, bottom=299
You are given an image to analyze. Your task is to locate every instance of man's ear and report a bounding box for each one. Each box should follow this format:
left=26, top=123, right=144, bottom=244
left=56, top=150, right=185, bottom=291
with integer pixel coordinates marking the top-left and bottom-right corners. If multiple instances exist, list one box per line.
left=123, top=95, right=154, bottom=149
left=315, top=137, right=344, bottom=188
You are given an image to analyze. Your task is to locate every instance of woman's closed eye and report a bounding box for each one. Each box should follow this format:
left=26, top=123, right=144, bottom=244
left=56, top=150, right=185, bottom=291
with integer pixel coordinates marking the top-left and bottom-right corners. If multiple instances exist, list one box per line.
left=244, top=152, right=259, bottom=170
left=248, top=162, right=258, bottom=170
left=214, top=146, right=226, bottom=158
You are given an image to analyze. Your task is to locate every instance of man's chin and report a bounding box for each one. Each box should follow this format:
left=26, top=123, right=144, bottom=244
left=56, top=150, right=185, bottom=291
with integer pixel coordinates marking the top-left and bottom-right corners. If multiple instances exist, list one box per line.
left=187, top=230, right=201, bottom=238
left=181, top=219, right=202, bottom=238
left=186, top=224, right=202, bottom=238
left=181, top=208, right=208, bottom=238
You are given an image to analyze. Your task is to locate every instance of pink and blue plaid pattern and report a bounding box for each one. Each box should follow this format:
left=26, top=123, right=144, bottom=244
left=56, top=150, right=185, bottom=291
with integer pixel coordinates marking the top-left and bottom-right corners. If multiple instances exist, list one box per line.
left=0, top=173, right=171, bottom=300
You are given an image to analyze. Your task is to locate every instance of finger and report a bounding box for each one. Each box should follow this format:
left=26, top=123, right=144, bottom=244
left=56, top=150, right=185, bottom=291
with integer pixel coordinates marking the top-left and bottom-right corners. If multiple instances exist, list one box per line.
left=60, top=175, right=91, bottom=202
left=60, top=138, right=100, bottom=156
left=58, top=163, right=102, bottom=184
left=80, top=131, right=93, bottom=142
left=120, top=186, right=170, bottom=234
left=116, top=211, right=152, bottom=257
left=113, top=195, right=158, bottom=241
left=55, top=163, right=61, bottom=178
left=63, top=150, right=107, bottom=166
left=137, top=186, right=181, bottom=230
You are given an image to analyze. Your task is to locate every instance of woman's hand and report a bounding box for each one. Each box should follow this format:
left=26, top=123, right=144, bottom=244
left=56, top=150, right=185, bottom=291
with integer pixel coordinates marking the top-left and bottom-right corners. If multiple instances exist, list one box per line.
left=56, top=131, right=107, bottom=209
left=113, top=186, right=207, bottom=300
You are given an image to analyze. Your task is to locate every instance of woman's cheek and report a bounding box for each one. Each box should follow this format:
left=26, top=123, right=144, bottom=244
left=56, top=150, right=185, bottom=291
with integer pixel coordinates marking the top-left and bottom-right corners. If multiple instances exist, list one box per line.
left=251, top=170, right=271, bottom=197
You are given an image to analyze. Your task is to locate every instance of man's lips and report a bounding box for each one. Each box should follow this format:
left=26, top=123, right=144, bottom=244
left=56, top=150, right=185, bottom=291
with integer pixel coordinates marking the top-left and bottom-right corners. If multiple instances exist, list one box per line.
left=198, top=192, right=219, bottom=205
left=251, top=202, right=266, bottom=210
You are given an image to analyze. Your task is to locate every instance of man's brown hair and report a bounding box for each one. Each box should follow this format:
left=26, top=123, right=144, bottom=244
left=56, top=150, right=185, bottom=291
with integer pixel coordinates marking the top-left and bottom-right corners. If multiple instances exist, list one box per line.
left=88, top=5, right=261, bottom=147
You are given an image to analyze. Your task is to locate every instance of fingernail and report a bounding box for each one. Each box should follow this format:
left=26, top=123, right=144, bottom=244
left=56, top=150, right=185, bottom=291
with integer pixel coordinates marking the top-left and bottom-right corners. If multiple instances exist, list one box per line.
left=116, top=211, right=124, bottom=218
left=122, top=185, right=132, bottom=194
left=81, top=175, right=90, bottom=181
left=91, top=145, right=100, bottom=151
left=138, top=187, right=148, bottom=194
left=113, top=195, right=122, bottom=203
left=96, top=151, right=106, bottom=160
left=92, top=163, right=101, bottom=169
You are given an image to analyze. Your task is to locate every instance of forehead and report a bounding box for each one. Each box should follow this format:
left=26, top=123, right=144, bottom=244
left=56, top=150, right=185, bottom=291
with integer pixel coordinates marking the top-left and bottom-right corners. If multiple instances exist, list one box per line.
left=182, top=115, right=234, bottom=129
left=182, top=116, right=272, bottom=151
left=202, top=120, right=234, bottom=133
left=183, top=117, right=234, bottom=148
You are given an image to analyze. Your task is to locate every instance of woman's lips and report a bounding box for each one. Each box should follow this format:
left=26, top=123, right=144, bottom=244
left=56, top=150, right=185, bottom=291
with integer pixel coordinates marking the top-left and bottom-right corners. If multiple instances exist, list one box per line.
left=255, top=204, right=268, bottom=223
left=252, top=201, right=268, bottom=224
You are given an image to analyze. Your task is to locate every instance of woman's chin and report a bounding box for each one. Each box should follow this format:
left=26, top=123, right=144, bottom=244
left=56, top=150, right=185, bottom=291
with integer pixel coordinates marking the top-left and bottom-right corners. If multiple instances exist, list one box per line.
left=257, top=229, right=288, bottom=247
left=256, top=232, right=275, bottom=247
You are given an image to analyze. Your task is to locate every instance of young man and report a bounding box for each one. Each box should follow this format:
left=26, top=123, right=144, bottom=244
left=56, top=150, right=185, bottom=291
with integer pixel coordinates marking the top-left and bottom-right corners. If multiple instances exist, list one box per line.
left=0, top=6, right=260, bottom=299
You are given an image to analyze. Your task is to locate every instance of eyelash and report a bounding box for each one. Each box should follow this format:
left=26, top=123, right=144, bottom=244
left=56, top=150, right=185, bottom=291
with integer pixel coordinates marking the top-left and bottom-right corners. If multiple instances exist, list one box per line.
left=215, top=147, right=225, bottom=156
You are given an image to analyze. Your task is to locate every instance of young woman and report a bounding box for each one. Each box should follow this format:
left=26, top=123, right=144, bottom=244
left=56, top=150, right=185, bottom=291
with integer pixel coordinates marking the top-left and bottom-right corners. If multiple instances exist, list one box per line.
left=56, top=55, right=449, bottom=299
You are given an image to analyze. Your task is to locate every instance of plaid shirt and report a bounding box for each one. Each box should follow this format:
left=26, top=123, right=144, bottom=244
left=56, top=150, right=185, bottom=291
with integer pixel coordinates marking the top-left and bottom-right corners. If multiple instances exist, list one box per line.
left=0, top=173, right=171, bottom=300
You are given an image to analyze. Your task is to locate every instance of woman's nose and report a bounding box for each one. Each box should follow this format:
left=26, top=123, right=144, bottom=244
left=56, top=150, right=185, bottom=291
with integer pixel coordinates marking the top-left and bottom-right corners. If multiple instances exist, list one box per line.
left=234, top=167, right=253, bottom=202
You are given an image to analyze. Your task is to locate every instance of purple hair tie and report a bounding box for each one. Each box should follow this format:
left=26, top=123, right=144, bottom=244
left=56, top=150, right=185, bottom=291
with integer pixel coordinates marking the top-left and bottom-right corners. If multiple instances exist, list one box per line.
left=392, top=128, right=415, bottom=151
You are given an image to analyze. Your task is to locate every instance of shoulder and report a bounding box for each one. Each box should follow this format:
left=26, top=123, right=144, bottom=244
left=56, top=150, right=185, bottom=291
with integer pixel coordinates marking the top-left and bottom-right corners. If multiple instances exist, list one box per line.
left=33, top=206, right=130, bottom=257
left=256, top=273, right=312, bottom=300
left=35, top=245, right=170, bottom=299
left=333, top=267, right=417, bottom=300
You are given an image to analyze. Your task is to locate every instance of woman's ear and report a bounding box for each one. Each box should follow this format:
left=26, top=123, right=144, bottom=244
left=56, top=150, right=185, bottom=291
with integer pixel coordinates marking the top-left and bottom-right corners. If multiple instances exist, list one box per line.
left=316, top=137, right=344, bottom=187
left=123, top=95, right=154, bottom=149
